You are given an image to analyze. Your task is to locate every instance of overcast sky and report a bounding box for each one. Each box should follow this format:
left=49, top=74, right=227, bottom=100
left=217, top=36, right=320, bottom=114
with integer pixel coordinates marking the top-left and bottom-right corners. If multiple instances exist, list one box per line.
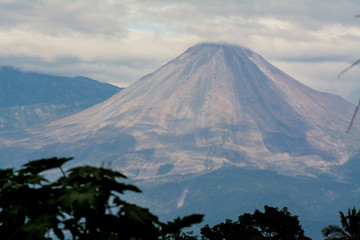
left=0, top=0, right=359, bottom=103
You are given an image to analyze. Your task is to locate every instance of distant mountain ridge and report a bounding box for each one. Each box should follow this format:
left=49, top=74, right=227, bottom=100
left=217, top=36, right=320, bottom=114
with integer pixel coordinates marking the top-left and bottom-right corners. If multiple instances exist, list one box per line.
left=0, top=66, right=121, bottom=133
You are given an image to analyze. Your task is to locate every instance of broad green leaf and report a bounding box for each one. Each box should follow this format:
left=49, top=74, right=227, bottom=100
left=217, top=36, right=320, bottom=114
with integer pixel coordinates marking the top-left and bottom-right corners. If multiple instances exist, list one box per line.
left=19, top=157, right=73, bottom=175
left=120, top=203, right=159, bottom=226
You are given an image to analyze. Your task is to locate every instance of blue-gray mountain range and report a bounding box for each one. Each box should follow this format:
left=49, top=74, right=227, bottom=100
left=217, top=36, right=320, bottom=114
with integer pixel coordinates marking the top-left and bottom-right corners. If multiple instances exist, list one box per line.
left=0, top=66, right=121, bottom=134
left=1, top=43, right=360, bottom=239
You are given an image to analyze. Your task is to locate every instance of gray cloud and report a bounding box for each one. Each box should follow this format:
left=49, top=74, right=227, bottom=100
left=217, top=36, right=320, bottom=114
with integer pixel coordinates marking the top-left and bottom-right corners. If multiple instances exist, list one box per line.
left=0, top=0, right=359, bottom=102
left=0, top=0, right=128, bottom=35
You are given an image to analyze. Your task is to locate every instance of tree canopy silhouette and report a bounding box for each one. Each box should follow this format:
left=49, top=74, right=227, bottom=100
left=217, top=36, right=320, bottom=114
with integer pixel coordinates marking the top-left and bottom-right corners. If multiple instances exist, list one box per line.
left=200, top=205, right=311, bottom=240
left=322, top=207, right=360, bottom=240
left=0, top=157, right=203, bottom=240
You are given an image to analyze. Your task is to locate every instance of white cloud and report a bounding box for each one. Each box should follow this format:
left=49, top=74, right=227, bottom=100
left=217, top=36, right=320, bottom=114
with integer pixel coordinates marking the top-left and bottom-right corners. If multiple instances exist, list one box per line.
left=0, top=0, right=359, bottom=102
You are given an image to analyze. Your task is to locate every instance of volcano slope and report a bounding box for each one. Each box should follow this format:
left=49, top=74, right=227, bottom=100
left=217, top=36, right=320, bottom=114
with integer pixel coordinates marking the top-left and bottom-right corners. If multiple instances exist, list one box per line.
left=3, top=43, right=358, bottom=178
left=1, top=43, right=360, bottom=239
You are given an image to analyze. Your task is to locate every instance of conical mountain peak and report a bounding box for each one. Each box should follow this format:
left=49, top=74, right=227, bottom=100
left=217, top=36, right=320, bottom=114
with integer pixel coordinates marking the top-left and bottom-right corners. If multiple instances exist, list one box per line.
left=14, top=43, right=358, bottom=179
left=185, top=42, right=252, bottom=54
left=170, top=42, right=256, bottom=72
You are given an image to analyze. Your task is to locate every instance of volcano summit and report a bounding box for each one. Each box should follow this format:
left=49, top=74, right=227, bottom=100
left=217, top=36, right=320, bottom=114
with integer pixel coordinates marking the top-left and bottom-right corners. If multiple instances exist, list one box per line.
left=3, top=43, right=358, bottom=179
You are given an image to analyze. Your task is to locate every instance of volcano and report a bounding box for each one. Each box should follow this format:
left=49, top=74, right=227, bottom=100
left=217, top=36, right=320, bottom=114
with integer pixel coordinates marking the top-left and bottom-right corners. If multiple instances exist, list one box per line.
left=3, top=43, right=358, bottom=179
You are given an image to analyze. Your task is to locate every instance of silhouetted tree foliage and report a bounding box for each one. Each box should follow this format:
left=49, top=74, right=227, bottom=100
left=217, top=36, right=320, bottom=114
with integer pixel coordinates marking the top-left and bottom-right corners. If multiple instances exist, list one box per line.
left=164, top=231, right=199, bottom=240
left=0, top=157, right=203, bottom=240
left=322, top=207, right=360, bottom=240
left=199, top=205, right=311, bottom=240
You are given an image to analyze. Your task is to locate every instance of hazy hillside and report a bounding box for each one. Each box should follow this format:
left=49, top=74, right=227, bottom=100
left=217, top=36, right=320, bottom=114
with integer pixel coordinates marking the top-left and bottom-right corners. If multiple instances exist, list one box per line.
left=0, top=66, right=121, bottom=134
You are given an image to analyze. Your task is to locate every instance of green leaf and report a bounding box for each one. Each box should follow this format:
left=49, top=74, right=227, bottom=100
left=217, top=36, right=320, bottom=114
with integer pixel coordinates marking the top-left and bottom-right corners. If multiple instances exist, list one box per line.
left=163, top=214, right=204, bottom=235
left=19, top=157, right=73, bottom=175
left=12, top=213, right=58, bottom=240
left=59, top=183, right=99, bottom=210
left=67, top=166, right=127, bottom=181
left=120, top=203, right=159, bottom=226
